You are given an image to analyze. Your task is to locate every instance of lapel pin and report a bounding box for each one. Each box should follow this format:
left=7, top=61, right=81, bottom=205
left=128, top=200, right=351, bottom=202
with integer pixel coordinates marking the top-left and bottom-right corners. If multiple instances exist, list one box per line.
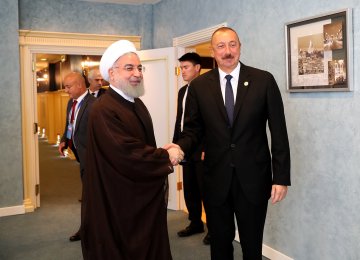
left=244, top=81, right=249, bottom=87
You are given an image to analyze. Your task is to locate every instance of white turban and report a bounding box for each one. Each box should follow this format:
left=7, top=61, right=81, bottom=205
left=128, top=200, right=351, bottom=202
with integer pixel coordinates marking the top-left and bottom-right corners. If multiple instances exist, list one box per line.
left=99, top=40, right=137, bottom=81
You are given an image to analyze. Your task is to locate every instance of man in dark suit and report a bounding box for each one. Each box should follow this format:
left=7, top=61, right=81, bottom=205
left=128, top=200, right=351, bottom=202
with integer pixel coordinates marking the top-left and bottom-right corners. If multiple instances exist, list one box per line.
left=87, top=68, right=106, bottom=97
left=173, top=52, right=210, bottom=245
left=58, top=72, right=95, bottom=242
left=167, top=27, right=291, bottom=260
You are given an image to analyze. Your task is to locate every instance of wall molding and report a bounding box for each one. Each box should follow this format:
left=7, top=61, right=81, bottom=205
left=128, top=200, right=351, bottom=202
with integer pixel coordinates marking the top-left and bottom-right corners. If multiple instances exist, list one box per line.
left=235, top=231, right=293, bottom=260
left=262, top=244, right=294, bottom=260
left=19, top=30, right=141, bottom=49
left=0, top=205, right=25, bottom=217
left=172, top=22, right=227, bottom=47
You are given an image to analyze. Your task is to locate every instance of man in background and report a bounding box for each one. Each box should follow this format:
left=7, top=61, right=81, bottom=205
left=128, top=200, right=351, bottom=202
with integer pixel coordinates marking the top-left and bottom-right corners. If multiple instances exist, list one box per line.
left=58, top=72, right=95, bottom=242
left=87, top=67, right=106, bottom=97
left=173, top=52, right=210, bottom=245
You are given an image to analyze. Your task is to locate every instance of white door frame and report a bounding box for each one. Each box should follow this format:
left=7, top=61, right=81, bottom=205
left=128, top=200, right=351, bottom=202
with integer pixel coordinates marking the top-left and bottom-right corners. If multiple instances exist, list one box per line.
left=19, top=30, right=140, bottom=212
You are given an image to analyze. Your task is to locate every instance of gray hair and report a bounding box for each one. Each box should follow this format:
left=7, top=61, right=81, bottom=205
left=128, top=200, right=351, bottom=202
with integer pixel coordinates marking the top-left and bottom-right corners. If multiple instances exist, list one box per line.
left=87, top=67, right=101, bottom=80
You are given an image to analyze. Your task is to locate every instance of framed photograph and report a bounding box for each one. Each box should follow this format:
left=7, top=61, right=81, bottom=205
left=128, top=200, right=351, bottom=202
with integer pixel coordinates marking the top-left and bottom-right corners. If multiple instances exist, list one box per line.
left=285, top=9, right=353, bottom=92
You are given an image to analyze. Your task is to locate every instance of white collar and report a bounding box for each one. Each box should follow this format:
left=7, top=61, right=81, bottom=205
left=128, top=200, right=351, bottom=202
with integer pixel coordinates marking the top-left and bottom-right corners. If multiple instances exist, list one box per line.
left=109, top=85, right=135, bottom=103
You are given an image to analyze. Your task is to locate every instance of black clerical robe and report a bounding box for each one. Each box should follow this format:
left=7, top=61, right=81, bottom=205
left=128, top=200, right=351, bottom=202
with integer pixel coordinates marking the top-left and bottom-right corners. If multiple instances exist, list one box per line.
left=81, top=87, right=173, bottom=260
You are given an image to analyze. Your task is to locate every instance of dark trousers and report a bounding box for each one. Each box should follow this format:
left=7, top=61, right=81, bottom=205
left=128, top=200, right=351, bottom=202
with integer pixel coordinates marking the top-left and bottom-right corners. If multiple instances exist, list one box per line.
left=182, top=160, right=204, bottom=224
left=206, top=171, right=268, bottom=260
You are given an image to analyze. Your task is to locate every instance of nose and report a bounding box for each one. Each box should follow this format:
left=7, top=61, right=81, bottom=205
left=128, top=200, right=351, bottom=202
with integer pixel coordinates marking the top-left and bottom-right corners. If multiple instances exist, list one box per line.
left=224, top=44, right=231, bottom=54
left=133, top=68, right=142, bottom=77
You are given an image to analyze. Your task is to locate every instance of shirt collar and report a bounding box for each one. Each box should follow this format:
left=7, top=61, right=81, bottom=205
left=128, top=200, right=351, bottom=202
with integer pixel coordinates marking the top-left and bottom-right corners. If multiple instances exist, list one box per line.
left=74, top=90, right=88, bottom=104
left=89, top=89, right=98, bottom=95
left=109, top=85, right=135, bottom=103
left=218, top=62, right=241, bottom=80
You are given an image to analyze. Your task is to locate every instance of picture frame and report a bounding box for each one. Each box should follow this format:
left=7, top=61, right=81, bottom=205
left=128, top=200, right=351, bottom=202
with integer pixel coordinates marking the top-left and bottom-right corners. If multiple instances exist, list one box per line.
left=285, top=9, right=353, bottom=92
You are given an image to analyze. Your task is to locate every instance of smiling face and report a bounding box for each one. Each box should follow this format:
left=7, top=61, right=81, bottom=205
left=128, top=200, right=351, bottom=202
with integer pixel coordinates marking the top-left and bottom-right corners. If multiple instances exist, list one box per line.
left=108, top=52, right=145, bottom=98
left=211, top=28, right=241, bottom=74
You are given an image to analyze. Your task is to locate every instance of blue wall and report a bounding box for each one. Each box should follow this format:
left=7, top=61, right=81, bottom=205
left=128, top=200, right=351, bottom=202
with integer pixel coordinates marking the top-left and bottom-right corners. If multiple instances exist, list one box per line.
left=153, top=0, right=360, bottom=259
left=0, top=0, right=23, bottom=207
left=19, top=0, right=153, bottom=49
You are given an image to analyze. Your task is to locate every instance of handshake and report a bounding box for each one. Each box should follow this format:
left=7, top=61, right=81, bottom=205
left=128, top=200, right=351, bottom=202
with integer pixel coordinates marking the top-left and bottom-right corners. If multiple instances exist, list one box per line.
left=163, top=143, right=184, bottom=166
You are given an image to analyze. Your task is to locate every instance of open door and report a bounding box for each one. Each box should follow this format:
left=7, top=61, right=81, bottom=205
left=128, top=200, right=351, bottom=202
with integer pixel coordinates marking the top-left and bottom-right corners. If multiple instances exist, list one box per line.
left=138, top=47, right=185, bottom=210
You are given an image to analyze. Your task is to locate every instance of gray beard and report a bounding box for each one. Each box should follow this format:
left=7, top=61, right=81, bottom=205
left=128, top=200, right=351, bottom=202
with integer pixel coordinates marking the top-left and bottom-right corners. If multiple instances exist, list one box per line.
left=113, top=78, right=145, bottom=98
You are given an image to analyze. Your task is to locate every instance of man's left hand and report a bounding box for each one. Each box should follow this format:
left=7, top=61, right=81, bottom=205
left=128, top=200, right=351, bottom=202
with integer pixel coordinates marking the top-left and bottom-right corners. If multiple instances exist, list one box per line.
left=271, top=185, right=288, bottom=204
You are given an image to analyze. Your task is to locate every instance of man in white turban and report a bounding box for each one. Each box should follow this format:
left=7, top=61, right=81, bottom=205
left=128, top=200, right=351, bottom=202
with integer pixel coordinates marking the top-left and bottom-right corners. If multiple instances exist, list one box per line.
left=81, top=40, right=183, bottom=260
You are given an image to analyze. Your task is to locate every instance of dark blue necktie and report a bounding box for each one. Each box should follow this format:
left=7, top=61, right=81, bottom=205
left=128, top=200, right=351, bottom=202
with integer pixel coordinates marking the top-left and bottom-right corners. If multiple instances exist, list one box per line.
left=225, top=75, right=234, bottom=126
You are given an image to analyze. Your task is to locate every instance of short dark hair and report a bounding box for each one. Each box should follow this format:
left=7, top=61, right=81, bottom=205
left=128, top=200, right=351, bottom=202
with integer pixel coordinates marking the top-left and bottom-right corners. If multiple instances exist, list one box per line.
left=211, top=27, right=240, bottom=45
left=178, top=52, right=202, bottom=66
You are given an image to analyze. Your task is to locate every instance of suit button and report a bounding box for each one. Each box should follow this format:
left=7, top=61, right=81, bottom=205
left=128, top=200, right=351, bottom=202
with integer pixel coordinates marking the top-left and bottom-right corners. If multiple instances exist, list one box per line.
left=230, top=144, right=236, bottom=148
left=230, top=163, right=235, bottom=168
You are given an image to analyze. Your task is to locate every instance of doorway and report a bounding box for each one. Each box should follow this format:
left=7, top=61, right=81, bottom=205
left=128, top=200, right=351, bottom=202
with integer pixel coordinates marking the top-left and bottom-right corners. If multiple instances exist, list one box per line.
left=19, top=31, right=140, bottom=211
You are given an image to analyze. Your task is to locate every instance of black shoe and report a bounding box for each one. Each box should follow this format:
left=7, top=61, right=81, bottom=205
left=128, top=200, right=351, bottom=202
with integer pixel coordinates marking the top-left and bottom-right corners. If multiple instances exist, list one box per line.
left=177, top=223, right=204, bottom=237
left=203, top=232, right=211, bottom=245
left=69, top=232, right=81, bottom=242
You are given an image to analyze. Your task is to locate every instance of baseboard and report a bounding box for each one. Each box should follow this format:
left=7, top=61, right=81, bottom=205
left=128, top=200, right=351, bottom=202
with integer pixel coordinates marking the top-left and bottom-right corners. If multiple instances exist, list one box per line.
left=262, top=244, right=294, bottom=260
left=0, top=205, right=25, bottom=217
left=234, top=231, right=293, bottom=260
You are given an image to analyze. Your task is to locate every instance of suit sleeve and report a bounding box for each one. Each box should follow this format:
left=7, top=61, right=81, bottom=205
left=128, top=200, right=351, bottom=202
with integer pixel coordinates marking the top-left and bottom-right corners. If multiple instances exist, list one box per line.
left=177, top=85, right=204, bottom=156
left=267, top=74, right=291, bottom=185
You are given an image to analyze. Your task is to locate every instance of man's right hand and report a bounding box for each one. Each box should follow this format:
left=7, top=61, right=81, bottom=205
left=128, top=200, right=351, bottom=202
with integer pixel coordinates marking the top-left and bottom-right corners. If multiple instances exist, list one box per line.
left=163, top=143, right=184, bottom=166
left=58, top=142, right=66, bottom=156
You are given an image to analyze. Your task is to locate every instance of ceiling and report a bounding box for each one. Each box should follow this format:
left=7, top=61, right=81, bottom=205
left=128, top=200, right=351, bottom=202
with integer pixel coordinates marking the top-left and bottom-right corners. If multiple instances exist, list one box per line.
left=78, top=0, right=161, bottom=4
left=36, top=54, right=63, bottom=71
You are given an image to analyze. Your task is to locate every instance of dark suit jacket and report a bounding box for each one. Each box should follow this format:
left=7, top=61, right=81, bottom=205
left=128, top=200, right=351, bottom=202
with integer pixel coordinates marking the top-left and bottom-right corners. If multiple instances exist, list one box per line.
left=173, top=85, right=202, bottom=162
left=61, top=93, right=96, bottom=174
left=97, top=87, right=107, bottom=97
left=88, top=87, right=107, bottom=98
left=177, top=62, right=291, bottom=206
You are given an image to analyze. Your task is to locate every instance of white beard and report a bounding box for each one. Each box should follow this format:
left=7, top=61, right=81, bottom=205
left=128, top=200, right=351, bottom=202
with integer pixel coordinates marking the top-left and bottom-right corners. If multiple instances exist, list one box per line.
left=113, top=78, right=145, bottom=98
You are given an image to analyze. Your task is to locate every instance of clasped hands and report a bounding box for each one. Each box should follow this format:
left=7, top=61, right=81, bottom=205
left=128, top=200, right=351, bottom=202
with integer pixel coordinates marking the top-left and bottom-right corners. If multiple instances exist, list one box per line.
left=163, top=143, right=184, bottom=166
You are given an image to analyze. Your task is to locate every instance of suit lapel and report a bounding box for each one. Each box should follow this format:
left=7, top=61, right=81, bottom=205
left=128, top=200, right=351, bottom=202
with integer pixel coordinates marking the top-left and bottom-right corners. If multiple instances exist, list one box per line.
left=74, top=93, right=90, bottom=133
left=233, top=63, right=251, bottom=123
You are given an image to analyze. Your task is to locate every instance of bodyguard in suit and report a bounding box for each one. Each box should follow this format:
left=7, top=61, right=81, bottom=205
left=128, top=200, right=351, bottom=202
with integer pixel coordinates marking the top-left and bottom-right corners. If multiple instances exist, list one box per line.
left=173, top=52, right=210, bottom=245
left=172, top=27, right=291, bottom=259
left=87, top=68, right=106, bottom=97
left=58, top=72, right=95, bottom=242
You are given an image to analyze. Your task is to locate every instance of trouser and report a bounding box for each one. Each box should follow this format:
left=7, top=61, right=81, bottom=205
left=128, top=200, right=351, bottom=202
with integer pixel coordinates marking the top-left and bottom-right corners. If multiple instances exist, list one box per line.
left=206, top=171, right=268, bottom=260
left=182, top=160, right=204, bottom=224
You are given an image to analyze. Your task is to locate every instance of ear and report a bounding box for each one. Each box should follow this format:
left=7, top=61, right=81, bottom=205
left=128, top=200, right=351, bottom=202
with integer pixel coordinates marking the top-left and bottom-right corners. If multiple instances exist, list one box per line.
left=108, top=68, right=114, bottom=81
left=195, top=64, right=201, bottom=73
left=210, top=49, right=214, bottom=58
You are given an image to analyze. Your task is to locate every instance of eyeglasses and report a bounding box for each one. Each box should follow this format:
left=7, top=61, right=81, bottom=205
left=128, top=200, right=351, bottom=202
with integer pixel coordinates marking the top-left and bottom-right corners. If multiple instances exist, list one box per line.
left=113, top=64, right=145, bottom=73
